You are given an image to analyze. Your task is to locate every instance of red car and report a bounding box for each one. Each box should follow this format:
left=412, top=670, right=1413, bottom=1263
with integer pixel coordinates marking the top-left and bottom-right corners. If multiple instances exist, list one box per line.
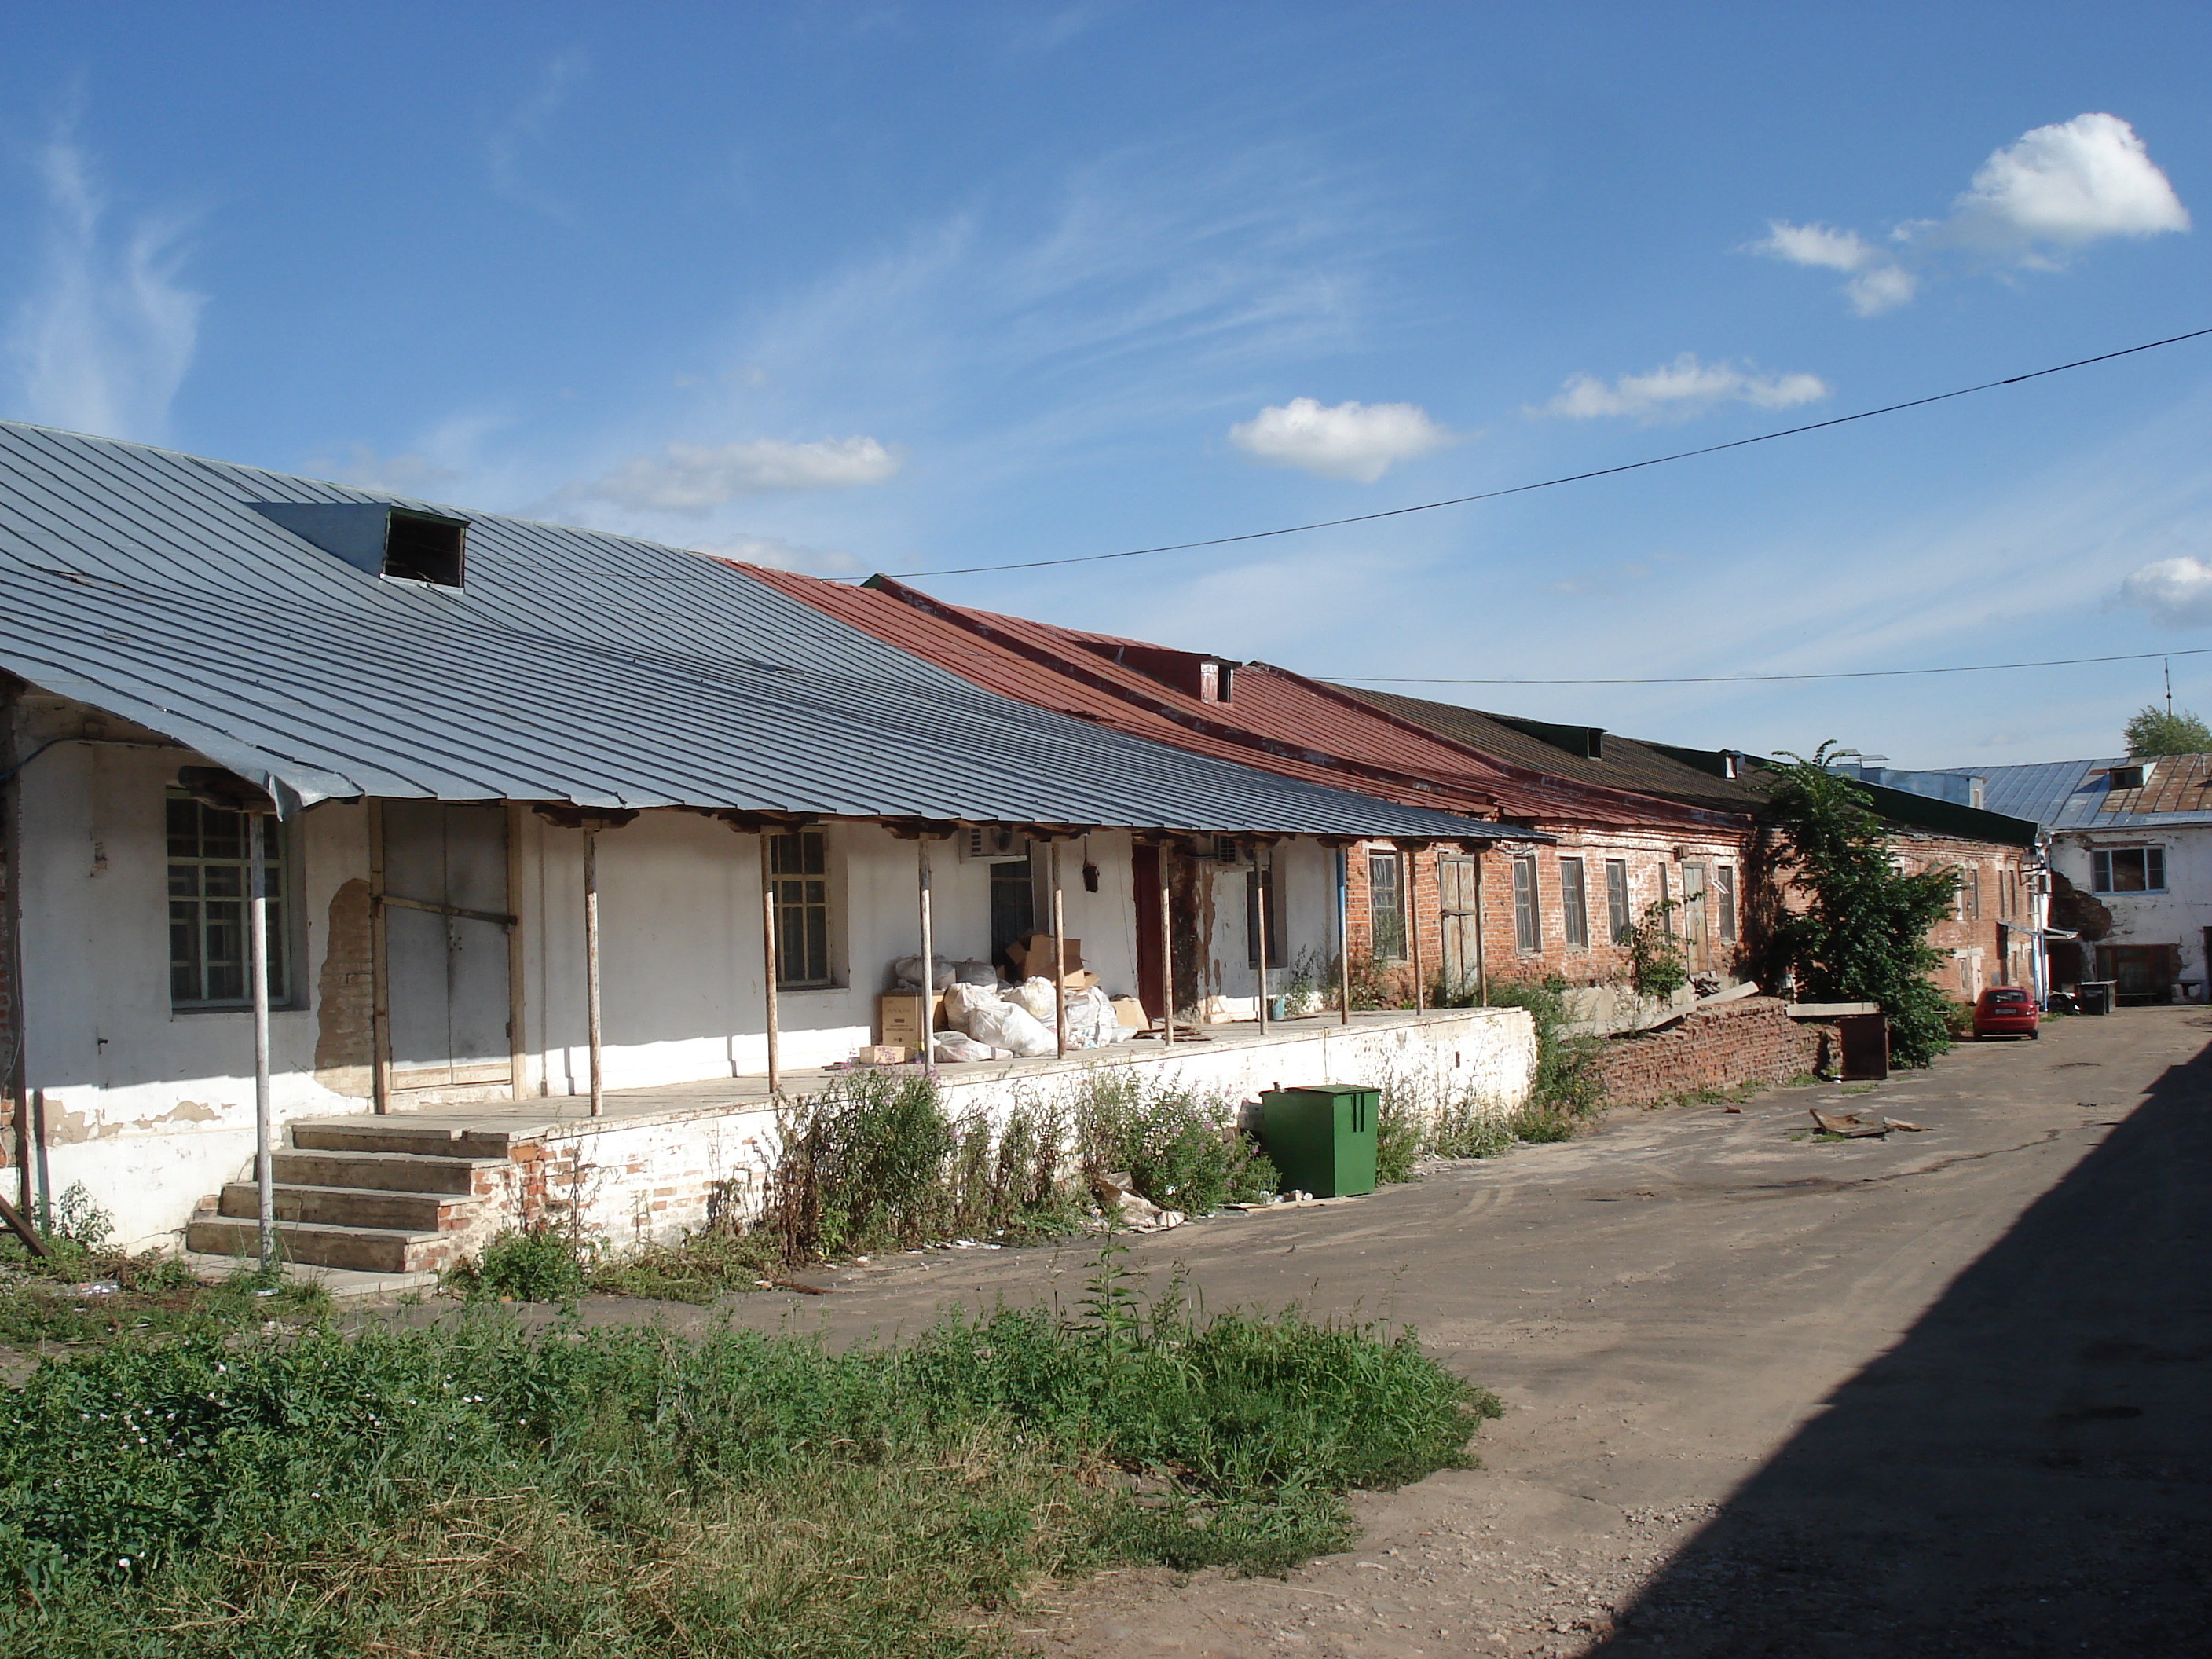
left=1972, top=986, right=2040, bottom=1040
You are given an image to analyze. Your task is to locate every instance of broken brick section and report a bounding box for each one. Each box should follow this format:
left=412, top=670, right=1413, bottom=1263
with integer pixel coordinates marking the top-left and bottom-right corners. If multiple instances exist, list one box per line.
left=1592, top=997, right=1824, bottom=1108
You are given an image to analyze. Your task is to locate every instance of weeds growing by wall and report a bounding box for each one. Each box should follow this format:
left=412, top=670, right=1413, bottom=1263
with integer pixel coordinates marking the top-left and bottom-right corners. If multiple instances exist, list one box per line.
left=1068, top=1073, right=1277, bottom=1214
left=0, top=1264, right=1498, bottom=1657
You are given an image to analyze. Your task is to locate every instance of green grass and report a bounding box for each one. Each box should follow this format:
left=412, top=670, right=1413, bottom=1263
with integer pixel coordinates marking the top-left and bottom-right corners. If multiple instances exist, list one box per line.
left=0, top=1255, right=1497, bottom=1657
left=0, top=1243, right=329, bottom=1352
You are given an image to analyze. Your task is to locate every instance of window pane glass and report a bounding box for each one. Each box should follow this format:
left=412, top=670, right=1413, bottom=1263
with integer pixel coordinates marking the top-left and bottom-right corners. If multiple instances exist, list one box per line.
left=1560, top=859, right=1588, bottom=950
left=1512, top=857, right=1539, bottom=953
left=198, top=804, right=241, bottom=860
left=1368, top=853, right=1404, bottom=961
left=167, top=797, right=199, bottom=857
left=1717, top=868, right=1738, bottom=942
left=2148, top=848, right=2166, bottom=890
left=1606, top=860, right=1631, bottom=943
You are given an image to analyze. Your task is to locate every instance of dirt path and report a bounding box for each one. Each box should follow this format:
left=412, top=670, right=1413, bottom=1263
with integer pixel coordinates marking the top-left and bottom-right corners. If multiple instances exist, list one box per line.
left=573, top=1007, right=2211, bottom=1657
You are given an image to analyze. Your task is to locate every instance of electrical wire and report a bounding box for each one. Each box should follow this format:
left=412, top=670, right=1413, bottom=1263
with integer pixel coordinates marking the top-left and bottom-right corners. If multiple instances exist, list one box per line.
left=1323, top=647, right=2212, bottom=687
left=879, top=324, right=2212, bottom=578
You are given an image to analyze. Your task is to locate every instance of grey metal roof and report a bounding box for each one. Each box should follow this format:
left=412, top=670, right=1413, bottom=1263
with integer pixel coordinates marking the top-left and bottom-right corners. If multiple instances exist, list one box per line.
left=1929, top=756, right=2212, bottom=832
left=0, top=419, right=1503, bottom=840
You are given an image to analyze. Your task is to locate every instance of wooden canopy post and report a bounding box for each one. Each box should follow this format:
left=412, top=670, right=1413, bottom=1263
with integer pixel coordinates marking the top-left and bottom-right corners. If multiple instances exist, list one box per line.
left=1337, top=844, right=1352, bottom=1025
left=916, top=836, right=936, bottom=1076
left=1159, top=852, right=1175, bottom=1046
left=248, top=811, right=275, bottom=1269
left=1473, top=848, right=1489, bottom=1005
left=583, top=829, right=605, bottom=1117
left=1050, top=840, right=1068, bottom=1058
left=1406, top=847, right=1426, bottom=1014
left=760, top=836, right=782, bottom=1096
left=1254, top=844, right=1271, bottom=1035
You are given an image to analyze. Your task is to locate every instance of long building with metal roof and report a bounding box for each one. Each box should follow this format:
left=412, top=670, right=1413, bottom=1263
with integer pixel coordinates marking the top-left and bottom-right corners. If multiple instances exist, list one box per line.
left=0, top=419, right=1498, bottom=843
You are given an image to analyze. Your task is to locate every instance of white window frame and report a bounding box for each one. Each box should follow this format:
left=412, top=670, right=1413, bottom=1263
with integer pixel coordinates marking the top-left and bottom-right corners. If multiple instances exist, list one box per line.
left=2090, top=845, right=2166, bottom=895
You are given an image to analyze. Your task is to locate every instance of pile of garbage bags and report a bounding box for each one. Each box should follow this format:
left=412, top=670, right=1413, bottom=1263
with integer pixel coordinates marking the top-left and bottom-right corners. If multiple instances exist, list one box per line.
left=934, top=977, right=1134, bottom=1060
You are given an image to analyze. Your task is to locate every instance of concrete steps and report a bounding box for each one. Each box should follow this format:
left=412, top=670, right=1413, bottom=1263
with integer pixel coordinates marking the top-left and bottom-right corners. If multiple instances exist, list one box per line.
left=183, top=1216, right=459, bottom=1276
left=185, top=1115, right=522, bottom=1275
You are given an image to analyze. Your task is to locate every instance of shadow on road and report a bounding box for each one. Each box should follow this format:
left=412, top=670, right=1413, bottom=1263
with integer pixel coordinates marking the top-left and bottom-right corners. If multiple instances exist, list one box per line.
left=1595, top=1038, right=2212, bottom=1657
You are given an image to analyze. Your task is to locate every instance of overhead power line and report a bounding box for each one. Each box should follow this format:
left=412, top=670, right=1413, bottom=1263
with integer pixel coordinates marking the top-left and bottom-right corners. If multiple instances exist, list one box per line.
left=879, top=324, right=2212, bottom=579
left=1324, top=646, right=2212, bottom=687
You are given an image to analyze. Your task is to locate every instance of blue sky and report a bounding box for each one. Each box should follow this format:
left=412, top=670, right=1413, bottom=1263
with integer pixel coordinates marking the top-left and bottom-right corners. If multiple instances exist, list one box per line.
left=5, top=2, right=2210, bottom=770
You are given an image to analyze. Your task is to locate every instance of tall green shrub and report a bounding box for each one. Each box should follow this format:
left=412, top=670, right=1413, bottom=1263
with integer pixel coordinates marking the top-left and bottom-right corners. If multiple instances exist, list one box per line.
left=1763, top=744, right=1961, bottom=1068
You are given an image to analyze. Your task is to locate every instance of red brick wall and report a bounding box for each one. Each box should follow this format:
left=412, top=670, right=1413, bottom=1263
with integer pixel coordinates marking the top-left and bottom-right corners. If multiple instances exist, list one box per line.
left=1592, top=996, right=1823, bottom=1106
left=1342, top=830, right=1753, bottom=1000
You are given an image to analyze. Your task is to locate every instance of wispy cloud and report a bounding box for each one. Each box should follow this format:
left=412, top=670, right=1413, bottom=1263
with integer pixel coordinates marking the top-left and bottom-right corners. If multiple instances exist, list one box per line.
left=3, top=126, right=203, bottom=441
left=1228, top=397, right=1453, bottom=481
left=1752, top=112, right=2188, bottom=315
left=1534, top=354, right=1829, bottom=421
left=488, top=50, right=588, bottom=221
left=577, top=435, right=903, bottom=512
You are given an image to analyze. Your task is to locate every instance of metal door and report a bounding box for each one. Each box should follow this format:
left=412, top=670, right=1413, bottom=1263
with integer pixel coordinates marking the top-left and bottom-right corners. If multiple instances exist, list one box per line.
left=1437, top=856, right=1480, bottom=996
left=383, top=803, right=513, bottom=1092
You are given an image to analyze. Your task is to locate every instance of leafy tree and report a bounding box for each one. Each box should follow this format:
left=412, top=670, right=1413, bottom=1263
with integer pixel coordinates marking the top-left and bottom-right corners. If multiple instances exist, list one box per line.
left=1763, top=743, right=1962, bottom=1068
left=2123, top=705, right=2212, bottom=757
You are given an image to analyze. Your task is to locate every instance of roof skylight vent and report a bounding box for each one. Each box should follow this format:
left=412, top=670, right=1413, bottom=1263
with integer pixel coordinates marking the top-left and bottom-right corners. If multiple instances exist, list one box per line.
left=251, top=502, right=470, bottom=588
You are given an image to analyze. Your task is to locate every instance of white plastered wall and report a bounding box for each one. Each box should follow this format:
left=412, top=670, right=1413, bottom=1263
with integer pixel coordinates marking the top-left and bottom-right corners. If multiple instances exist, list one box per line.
left=2049, top=824, right=2212, bottom=996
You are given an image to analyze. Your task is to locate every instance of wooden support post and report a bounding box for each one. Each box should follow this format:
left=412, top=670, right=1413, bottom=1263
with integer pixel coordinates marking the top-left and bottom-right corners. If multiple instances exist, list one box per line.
left=1159, top=859, right=1175, bottom=1047
left=1337, top=847, right=1352, bottom=1025
left=507, top=804, right=530, bottom=1099
left=1254, top=850, right=1270, bottom=1035
left=1408, top=848, right=1426, bottom=1014
left=584, top=830, right=604, bottom=1118
left=248, top=815, right=275, bottom=1270
left=1050, top=840, right=1068, bottom=1058
left=760, top=835, right=782, bottom=1096
left=917, top=837, right=936, bottom=1076
left=368, top=800, right=392, bottom=1115
left=1474, top=851, right=1488, bottom=1005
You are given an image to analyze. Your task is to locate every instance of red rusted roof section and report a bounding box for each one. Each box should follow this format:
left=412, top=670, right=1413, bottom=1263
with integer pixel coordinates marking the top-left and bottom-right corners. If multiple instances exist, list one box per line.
left=740, top=564, right=1742, bottom=832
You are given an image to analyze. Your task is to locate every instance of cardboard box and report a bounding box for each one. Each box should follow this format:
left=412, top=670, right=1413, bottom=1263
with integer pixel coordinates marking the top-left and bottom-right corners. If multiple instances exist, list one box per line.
left=1010, top=933, right=1083, bottom=980
left=1111, top=996, right=1149, bottom=1029
left=855, top=1044, right=909, bottom=1066
left=877, top=992, right=943, bottom=1046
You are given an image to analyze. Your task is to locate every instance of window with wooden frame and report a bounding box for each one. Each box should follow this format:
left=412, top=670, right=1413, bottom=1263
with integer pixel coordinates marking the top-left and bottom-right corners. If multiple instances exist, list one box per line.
left=168, top=793, right=293, bottom=1009
left=1605, top=859, right=1631, bottom=944
left=1367, top=850, right=1407, bottom=961
left=1965, top=867, right=1982, bottom=921
left=1716, top=866, right=1738, bottom=943
left=1558, top=856, right=1588, bottom=950
left=769, top=828, right=833, bottom=988
left=2091, top=846, right=2164, bottom=894
left=1511, top=854, right=1540, bottom=954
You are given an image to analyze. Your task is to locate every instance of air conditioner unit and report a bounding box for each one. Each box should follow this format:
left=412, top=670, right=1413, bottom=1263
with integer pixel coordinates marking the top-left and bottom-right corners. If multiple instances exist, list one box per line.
left=957, top=825, right=1031, bottom=863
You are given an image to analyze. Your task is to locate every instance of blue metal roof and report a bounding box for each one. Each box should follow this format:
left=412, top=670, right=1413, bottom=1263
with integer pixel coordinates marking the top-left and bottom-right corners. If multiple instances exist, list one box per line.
left=1930, top=756, right=2212, bottom=832
left=0, top=420, right=1507, bottom=840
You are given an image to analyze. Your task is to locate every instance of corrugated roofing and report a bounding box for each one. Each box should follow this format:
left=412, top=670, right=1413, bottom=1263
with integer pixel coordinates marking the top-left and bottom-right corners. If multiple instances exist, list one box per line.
left=1331, top=685, right=1765, bottom=820
left=1936, top=755, right=2212, bottom=831
left=832, top=575, right=1730, bottom=833
left=0, top=419, right=1499, bottom=841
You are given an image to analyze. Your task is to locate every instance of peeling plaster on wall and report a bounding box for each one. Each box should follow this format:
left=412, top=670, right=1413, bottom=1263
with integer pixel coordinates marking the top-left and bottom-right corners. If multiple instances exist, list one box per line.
left=314, top=877, right=375, bottom=1097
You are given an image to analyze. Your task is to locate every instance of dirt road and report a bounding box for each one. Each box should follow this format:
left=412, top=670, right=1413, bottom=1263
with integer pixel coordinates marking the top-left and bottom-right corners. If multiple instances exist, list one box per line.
left=680, top=1007, right=2212, bottom=1656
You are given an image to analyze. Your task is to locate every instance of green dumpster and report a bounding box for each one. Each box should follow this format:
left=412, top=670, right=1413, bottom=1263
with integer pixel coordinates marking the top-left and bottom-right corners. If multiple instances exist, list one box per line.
left=1258, top=1084, right=1379, bottom=1199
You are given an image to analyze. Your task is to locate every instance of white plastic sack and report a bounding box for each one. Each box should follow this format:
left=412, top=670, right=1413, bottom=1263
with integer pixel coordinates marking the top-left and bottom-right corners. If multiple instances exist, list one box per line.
left=1008, top=976, right=1059, bottom=1023
left=952, top=959, right=998, bottom=986
left=932, top=1031, right=1002, bottom=1063
left=892, top=954, right=955, bottom=991
left=941, top=981, right=1000, bottom=1027
left=965, top=998, right=1057, bottom=1058
left=1063, top=984, right=1116, bottom=1049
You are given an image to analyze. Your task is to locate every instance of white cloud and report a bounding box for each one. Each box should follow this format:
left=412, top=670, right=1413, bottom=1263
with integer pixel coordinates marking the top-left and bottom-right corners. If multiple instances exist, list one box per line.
left=1949, top=112, right=2189, bottom=247
left=1753, top=112, right=2186, bottom=313
left=3, top=130, right=203, bottom=441
left=1536, top=354, right=1830, bottom=421
left=689, top=533, right=859, bottom=575
left=579, top=435, right=903, bottom=512
left=2114, top=556, right=2212, bottom=628
left=1227, top=397, right=1452, bottom=482
left=1752, top=221, right=1878, bottom=272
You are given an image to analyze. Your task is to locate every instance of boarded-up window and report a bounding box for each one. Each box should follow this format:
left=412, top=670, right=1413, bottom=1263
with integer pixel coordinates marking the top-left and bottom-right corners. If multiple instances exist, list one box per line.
left=1606, top=859, right=1631, bottom=943
left=1368, top=851, right=1406, bottom=961
left=770, top=829, right=833, bottom=988
left=1512, top=855, right=1540, bottom=954
left=1559, top=857, right=1588, bottom=950
left=169, top=794, right=290, bottom=1008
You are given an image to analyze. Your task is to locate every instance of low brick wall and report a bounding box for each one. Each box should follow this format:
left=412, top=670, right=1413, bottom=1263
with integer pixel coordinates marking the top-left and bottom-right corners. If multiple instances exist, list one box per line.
left=1593, top=996, right=1823, bottom=1107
